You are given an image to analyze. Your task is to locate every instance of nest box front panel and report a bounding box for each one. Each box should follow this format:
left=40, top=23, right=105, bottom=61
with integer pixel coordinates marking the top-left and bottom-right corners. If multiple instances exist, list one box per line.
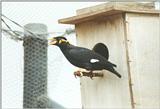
left=76, top=14, right=131, bottom=108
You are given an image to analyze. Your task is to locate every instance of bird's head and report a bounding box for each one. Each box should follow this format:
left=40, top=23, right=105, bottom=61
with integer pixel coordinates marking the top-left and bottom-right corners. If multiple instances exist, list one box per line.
left=49, top=36, right=69, bottom=46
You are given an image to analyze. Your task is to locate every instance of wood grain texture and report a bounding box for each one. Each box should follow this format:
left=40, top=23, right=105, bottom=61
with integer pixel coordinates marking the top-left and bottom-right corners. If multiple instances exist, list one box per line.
left=76, top=14, right=131, bottom=108
left=58, top=2, right=160, bottom=108
left=125, top=13, right=160, bottom=108
left=58, top=2, right=160, bottom=24
left=77, top=2, right=155, bottom=15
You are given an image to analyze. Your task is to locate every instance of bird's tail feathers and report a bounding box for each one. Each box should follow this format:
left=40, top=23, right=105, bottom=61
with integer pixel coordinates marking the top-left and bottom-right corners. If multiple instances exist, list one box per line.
left=111, top=63, right=117, bottom=67
left=108, top=61, right=117, bottom=67
left=109, top=67, right=121, bottom=78
left=113, top=69, right=121, bottom=78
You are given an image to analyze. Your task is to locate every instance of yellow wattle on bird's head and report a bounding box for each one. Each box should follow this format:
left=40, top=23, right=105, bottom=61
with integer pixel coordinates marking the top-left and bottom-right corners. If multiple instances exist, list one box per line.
left=48, top=36, right=69, bottom=45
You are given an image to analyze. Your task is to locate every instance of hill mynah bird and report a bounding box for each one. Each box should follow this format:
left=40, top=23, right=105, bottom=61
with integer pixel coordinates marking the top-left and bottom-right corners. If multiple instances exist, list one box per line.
left=49, top=36, right=121, bottom=79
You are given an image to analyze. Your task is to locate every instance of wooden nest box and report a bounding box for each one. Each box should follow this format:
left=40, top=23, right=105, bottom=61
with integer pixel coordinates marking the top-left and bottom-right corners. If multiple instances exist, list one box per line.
left=59, top=2, right=160, bottom=109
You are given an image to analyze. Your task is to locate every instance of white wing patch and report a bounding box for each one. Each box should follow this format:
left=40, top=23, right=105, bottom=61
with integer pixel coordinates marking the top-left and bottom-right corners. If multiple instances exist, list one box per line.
left=90, top=59, right=99, bottom=63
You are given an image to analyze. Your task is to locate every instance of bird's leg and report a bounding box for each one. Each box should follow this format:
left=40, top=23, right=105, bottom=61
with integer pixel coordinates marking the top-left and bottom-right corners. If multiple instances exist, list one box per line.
left=74, top=69, right=103, bottom=79
left=89, top=70, right=93, bottom=80
left=74, top=68, right=84, bottom=78
left=74, top=71, right=82, bottom=78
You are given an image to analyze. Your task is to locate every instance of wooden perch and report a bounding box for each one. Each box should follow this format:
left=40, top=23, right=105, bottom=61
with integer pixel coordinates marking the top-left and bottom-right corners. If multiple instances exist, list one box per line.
left=74, top=71, right=103, bottom=78
left=82, top=72, right=103, bottom=77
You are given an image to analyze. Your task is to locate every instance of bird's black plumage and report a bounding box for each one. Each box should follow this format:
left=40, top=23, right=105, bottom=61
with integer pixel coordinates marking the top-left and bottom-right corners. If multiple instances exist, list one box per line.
left=92, top=43, right=109, bottom=60
left=49, top=36, right=121, bottom=78
left=92, top=43, right=117, bottom=67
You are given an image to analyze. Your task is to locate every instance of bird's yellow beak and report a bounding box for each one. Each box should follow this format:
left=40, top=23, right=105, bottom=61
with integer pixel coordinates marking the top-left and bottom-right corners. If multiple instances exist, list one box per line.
left=48, top=37, right=57, bottom=45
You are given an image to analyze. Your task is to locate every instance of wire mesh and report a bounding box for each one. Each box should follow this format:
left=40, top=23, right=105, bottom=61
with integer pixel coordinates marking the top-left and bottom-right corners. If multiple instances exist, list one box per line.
left=2, top=2, right=85, bottom=108
left=23, top=36, right=48, bottom=108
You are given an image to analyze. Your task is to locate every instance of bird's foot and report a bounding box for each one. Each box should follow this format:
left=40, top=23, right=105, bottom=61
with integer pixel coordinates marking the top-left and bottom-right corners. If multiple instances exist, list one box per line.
left=74, top=70, right=83, bottom=78
left=89, top=71, right=93, bottom=80
left=74, top=70, right=95, bottom=80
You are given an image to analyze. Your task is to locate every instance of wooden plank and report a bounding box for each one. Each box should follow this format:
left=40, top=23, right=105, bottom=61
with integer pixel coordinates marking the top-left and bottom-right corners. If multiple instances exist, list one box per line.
left=77, top=2, right=155, bottom=15
left=123, top=13, right=135, bottom=109
left=58, top=8, right=122, bottom=24
left=76, top=14, right=131, bottom=108
left=58, top=3, right=160, bottom=24
left=125, top=13, right=160, bottom=108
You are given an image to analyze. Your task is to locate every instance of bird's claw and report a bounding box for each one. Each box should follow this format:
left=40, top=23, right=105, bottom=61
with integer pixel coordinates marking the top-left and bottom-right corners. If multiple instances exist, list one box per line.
left=74, top=70, right=94, bottom=80
left=89, top=71, right=93, bottom=80
left=74, top=71, right=83, bottom=78
left=74, top=73, right=77, bottom=78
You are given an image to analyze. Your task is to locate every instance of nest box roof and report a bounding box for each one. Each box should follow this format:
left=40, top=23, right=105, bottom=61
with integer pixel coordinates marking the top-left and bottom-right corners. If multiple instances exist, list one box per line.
left=58, top=2, right=160, bottom=24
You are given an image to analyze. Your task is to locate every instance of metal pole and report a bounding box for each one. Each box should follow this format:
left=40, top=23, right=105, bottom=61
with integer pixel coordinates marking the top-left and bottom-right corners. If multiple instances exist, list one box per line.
left=23, top=23, right=48, bottom=108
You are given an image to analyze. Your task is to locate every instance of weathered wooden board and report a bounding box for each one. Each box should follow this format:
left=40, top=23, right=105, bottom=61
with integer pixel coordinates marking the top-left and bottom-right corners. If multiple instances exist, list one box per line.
left=59, top=2, right=160, bottom=108
left=125, top=13, right=160, bottom=108
left=76, top=2, right=155, bottom=15
left=58, top=2, right=159, bottom=24
left=76, top=14, right=131, bottom=108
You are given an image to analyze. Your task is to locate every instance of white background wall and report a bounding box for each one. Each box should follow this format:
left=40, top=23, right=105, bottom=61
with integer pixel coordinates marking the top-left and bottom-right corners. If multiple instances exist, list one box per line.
left=2, top=2, right=106, bottom=108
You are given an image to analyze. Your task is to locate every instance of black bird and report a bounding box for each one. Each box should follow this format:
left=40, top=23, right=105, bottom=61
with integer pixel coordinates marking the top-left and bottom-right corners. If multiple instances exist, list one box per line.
left=49, top=36, right=121, bottom=78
